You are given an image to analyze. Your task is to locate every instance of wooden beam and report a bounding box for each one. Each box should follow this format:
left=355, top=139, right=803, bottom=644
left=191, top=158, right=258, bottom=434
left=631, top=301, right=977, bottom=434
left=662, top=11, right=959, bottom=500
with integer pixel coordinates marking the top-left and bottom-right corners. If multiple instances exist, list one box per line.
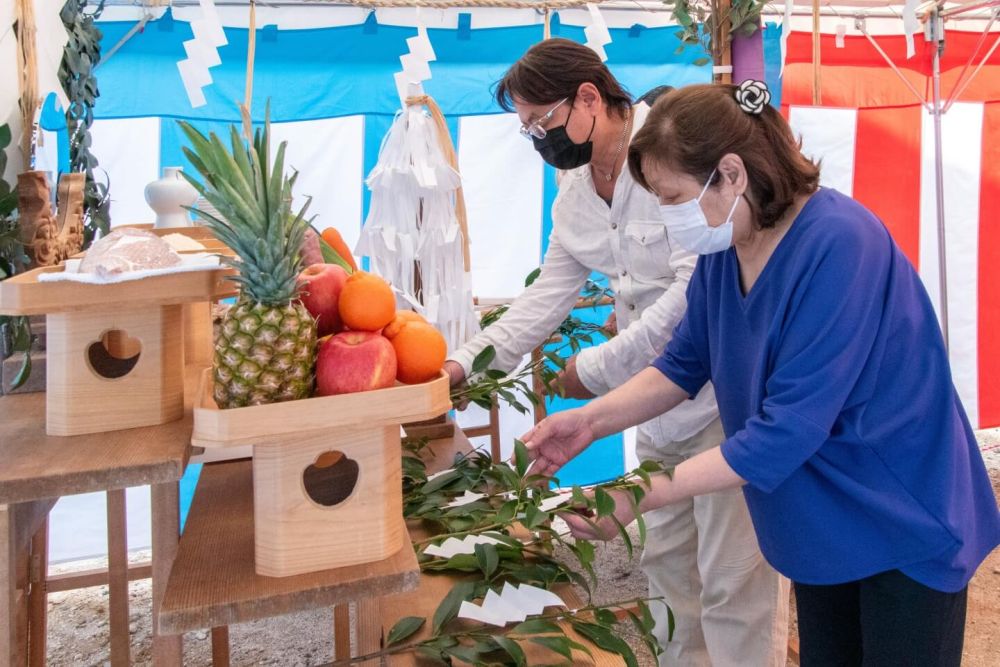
left=46, top=563, right=153, bottom=594
left=717, top=0, right=734, bottom=84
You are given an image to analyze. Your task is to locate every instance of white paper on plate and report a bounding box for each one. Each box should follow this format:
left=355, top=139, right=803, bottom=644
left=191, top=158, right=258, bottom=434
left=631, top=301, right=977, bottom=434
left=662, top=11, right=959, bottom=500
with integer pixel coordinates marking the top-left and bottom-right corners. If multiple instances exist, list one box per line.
left=39, top=253, right=221, bottom=285
left=423, top=533, right=505, bottom=558
left=458, top=583, right=567, bottom=627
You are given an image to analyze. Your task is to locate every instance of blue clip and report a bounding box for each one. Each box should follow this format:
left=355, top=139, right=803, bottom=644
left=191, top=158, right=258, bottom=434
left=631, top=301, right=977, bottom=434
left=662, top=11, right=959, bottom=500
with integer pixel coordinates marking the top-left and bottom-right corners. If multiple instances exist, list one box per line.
left=262, top=25, right=278, bottom=42
left=629, top=24, right=645, bottom=38
left=457, top=13, right=472, bottom=40
left=550, top=12, right=562, bottom=36
left=158, top=7, right=175, bottom=32
left=363, top=11, right=379, bottom=35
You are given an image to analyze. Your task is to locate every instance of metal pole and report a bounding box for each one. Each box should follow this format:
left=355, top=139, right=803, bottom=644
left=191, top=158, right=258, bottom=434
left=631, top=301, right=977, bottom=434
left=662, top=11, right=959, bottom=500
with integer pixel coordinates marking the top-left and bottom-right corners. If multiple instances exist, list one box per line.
left=931, top=8, right=950, bottom=351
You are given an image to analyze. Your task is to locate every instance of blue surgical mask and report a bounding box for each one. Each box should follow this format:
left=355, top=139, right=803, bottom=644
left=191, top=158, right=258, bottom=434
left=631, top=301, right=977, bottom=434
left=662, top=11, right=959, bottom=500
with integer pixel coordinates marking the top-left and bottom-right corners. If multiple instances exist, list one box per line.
left=659, top=169, right=740, bottom=255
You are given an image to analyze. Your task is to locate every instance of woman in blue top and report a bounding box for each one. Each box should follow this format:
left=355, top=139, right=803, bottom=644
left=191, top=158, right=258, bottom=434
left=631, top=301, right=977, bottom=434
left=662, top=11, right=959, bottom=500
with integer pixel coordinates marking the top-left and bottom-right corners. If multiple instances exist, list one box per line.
left=522, top=81, right=1000, bottom=666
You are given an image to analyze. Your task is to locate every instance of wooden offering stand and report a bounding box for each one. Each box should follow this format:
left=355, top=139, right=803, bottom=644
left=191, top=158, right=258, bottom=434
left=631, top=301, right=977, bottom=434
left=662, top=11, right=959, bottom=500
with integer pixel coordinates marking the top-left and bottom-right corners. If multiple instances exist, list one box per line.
left=0, top=261, right=232, bottom=436
left=191, top=370, right=451, bottom=577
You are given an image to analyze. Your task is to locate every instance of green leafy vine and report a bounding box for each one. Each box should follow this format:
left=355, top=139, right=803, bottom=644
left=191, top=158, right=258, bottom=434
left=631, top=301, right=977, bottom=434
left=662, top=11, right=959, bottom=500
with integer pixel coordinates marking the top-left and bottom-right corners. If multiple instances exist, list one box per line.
left=59, top=0, right=110, bottom=246
left=0, top=123, right=34, bottom=390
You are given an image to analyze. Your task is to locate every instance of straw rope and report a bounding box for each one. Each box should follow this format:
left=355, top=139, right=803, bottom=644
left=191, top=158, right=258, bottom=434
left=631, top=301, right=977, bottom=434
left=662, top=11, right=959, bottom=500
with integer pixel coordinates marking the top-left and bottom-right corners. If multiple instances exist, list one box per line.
left=405, top=94, right=472, bottom=273
left=15, top=0, right=40, bottom=165
left=312, top=0, right=596, bottom=9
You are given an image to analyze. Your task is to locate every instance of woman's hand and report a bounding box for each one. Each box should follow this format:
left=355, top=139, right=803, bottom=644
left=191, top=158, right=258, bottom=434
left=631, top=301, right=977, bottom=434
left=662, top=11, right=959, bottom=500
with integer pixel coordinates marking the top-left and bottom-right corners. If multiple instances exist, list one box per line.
left=562, top=488, right=638, bottom=541
left=520, top=409, right=596, bottom=477
left=550, top=356, right=596, bottom=400
left=444, top=360, right=471, bottom=410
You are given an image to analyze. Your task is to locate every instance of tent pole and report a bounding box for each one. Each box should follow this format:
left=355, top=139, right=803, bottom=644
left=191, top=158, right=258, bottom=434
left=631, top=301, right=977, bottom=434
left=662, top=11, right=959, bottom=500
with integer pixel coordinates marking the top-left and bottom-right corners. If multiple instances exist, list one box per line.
left=811, top=0, right=821, bottom=104
left=931, top=7, right=950, bottom=351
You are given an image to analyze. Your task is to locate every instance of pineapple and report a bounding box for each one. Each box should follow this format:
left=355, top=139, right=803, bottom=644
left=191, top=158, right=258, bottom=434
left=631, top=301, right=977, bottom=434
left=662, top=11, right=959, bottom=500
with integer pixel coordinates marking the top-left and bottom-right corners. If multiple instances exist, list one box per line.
left=178, top=117, right=315, bottom=408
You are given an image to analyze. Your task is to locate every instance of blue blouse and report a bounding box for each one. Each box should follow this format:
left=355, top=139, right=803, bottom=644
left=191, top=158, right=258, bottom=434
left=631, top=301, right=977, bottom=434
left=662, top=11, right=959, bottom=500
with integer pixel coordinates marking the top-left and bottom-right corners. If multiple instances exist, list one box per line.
left=653, top=188, right=1000, bottom=592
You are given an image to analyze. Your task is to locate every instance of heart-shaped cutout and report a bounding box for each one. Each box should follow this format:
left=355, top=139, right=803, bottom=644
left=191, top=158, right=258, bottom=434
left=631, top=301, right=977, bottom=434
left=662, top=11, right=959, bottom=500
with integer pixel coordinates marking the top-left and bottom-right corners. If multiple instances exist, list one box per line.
left=303, top=450, right=359, bottom=507
left=87, top=329, right=141, bottom=379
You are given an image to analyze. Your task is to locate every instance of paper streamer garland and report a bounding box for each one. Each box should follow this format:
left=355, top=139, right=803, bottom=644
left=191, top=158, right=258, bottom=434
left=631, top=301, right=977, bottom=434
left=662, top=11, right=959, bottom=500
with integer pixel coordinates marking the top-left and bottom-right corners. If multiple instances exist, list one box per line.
left=177, top=0, right=228, bottom=108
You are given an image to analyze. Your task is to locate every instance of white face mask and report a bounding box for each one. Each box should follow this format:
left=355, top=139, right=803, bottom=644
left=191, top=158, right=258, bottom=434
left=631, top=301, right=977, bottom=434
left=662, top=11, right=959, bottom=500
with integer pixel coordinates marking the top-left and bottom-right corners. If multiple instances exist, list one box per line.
left=659, top=169, right=741, bottom=255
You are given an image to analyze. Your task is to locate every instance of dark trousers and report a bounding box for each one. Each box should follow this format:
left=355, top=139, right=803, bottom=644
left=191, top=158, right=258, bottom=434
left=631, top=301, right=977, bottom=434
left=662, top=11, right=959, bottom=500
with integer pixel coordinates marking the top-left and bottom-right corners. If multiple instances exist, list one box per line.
left=794, top=569, right=967, bottom=667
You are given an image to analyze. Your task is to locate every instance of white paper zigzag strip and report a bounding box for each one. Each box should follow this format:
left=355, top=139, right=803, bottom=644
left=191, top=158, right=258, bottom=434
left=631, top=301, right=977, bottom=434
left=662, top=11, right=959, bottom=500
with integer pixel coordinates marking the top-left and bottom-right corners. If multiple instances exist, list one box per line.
left=393, top=11, right=437, bottom=107
left=177, top=0, right=228, bottom=108
left=459, top=582, right=566, bottom=627
left=423, top=533, right=505, bottom=558
left=584, top=4, right=612, bottom=63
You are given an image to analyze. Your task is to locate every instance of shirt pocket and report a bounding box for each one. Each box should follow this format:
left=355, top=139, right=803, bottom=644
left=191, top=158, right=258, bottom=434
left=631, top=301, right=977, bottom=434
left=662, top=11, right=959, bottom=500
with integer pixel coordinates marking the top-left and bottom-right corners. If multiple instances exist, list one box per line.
left=624, top=221, right=672, bottom=281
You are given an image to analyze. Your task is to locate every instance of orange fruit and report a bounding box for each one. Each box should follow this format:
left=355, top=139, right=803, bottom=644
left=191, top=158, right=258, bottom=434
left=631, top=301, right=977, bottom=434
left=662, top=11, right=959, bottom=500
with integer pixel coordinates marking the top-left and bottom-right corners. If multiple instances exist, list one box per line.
left=383, top=310, right=427, bottom=339
left=338, top=271, right=396, bottom=332
left=390, top=321, right=447, bottom=384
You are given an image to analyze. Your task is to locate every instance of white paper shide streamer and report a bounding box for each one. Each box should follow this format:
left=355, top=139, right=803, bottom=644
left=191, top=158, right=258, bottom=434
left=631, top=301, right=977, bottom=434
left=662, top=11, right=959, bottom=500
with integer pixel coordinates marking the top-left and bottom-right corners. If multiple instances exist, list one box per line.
left=357, top=14, right=479, bottom=353
left=458, top=583, right=566, bottom=627
left=177, top=0, right=228, bottom=107
left=584, top=5, right=612, bottom=62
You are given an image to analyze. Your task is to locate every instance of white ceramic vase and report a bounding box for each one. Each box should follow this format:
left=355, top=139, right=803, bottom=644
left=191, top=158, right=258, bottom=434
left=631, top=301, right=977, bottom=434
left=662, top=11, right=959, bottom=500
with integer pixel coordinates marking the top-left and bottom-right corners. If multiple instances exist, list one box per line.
left=145, top=166, right=199, bottom=228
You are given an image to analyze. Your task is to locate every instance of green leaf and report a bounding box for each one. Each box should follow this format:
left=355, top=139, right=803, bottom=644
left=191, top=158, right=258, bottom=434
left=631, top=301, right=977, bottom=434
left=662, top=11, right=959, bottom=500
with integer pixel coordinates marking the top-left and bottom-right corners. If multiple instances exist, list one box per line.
left=491, top=636, right=527, bottom=666
left=511, top=618, right=562, bottom=636
left=523, top=267, right=542, bottom=286
left=594, top=608, right=618, bottom=626
left=0, top=124, right=10, bottom=150
left=474, top=543, right=499, bottom=579
left=694, top=56, right=711, bottom=66
left=529, top=635, right=576, bottom=661
left=638, top=460, right=663, bottom=473
left=524, top=504, right=549, bottom=530
left=9, top=353, right=30, bottom=391
left=385, top=616, right=425, bottom=647
left=513, top=439, right=529, bottom=477
left=472, top=345, right=496, bottom=373
left=594, top=487, right=616, bottom=518
left=432, top=580, right=476, bottom=635
left=667, top=606, right=676, bottom=642
left=571, top=621, right=639, bottom=667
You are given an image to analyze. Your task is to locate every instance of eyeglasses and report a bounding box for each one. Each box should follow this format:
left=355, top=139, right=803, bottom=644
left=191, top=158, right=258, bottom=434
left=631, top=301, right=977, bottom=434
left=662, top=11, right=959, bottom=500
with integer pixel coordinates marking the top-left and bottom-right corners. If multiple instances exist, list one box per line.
left=519, top=98, right=570, bottom=140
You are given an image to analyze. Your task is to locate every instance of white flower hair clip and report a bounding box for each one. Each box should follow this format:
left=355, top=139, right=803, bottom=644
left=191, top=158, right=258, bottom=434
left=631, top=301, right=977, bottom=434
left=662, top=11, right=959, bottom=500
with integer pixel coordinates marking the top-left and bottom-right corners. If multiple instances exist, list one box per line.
left=735, top=80, right=771, bottom=115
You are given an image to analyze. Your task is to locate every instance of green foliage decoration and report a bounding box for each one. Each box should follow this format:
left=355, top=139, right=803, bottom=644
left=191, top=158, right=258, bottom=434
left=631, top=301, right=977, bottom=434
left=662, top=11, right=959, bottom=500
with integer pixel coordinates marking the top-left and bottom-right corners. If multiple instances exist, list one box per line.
left=664, top=0, right=769, bottom=69
left=0, top=123, right=34, bottom=389
left=60, top=0, right=110, bottom=246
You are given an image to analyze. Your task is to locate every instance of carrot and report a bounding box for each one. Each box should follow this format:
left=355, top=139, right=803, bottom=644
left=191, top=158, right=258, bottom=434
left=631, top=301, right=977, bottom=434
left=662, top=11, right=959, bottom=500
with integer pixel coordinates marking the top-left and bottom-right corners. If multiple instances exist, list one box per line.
left=318, top=227, right=358, bottom=272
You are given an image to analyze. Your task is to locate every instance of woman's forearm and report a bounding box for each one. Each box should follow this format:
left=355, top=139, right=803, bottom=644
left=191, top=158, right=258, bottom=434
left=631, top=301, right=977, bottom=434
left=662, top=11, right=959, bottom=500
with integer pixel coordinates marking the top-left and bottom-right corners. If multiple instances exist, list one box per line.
left=638, top=446, right=746, bottom=512
left=579, top=367, right=690, bottom=440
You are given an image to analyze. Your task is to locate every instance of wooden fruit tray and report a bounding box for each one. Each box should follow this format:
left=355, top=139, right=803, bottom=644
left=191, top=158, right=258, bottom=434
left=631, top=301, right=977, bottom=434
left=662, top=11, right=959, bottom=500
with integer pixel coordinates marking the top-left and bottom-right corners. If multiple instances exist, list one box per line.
left=191, top=369, right=451, bottom=448
left=191, top=369, right=452, bottom=577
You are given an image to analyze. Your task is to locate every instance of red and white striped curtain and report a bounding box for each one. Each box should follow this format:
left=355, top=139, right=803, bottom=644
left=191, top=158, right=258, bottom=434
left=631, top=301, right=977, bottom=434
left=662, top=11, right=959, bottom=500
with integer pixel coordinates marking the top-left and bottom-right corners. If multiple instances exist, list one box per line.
left=782, top=29, right=1000, bottom=430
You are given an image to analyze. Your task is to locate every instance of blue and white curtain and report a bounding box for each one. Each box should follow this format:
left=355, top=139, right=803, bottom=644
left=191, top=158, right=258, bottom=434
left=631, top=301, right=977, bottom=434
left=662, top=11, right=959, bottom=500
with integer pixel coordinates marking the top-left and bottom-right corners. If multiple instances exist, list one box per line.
left=44, top=6, right=785, bottom=560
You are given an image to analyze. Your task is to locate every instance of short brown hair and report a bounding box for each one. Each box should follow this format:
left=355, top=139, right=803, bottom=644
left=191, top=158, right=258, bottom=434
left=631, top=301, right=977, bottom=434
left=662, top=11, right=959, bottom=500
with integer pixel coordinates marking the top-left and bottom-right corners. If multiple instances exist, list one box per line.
left=628, top=84, right=820, bottom=228
left=494, top=38, right=632, bottom=118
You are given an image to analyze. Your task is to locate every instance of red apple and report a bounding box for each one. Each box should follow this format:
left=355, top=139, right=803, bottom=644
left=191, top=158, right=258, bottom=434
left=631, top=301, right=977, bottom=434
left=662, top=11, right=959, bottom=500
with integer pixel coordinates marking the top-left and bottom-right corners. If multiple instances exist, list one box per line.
left=315, top=331, right=397, bottom=396
left=299, top=263, right=349, bottom=337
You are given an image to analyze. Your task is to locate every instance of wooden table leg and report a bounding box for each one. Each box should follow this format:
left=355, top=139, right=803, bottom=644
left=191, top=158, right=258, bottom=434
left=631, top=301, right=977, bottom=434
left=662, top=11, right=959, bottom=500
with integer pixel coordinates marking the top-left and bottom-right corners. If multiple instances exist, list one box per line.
left=210, top=627, right=229, bottom=667
left=333, top=604, right=351, bottom=660
left=151, top=482, right=182, bottom=666
left=27, top=517, right=47, bottom=667
left=107, top=489, right=130, bottom=667
left=1, top=504, right=19, bottom=667
left=356, top=598, right=382, bottom=666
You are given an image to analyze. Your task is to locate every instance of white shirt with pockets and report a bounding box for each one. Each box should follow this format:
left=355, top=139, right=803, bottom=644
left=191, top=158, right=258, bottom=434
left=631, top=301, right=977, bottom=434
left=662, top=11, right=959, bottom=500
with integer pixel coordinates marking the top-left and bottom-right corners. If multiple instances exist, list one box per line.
left=449, top=102, right=718, bottom=446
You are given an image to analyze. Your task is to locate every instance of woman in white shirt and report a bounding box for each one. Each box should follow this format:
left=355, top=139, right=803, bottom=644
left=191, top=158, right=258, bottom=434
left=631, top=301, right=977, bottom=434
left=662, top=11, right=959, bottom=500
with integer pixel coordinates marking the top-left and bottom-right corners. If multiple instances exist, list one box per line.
left=444, top=39, right=788, bottom=667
